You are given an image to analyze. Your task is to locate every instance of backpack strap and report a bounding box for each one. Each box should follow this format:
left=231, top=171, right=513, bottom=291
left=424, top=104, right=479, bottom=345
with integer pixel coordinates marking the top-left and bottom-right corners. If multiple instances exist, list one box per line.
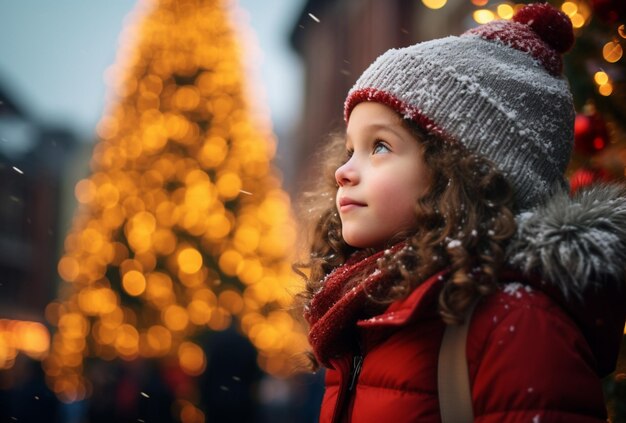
left=438, top=300, right=479, bottom=423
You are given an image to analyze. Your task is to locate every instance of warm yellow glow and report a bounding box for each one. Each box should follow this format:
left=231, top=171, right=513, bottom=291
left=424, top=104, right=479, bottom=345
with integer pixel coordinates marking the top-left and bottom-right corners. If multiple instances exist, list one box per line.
left=178, top=342, right=206, bottom=376
left=122, top=270, right=147, bottom=296
left=218, top=249, right=243, bottom=276
left=80, top=228, right=105, bottom=254
left=101, top=307, right=124, bottom=329
left=163, top=305, right=189, bottom=331
left=234, top=225, right=260, bottom=252
left=78, top=288, right=98, bottom=315
left=179, top=268, right=206, bottom=288
left=205, top=213, right=231, bottom=239
left=96, top=116, right=119, bottom=139
left=619, top=25, right=626, bottom=39
left=179, top=400, right=205, bottom=423
left=146, top=272, right=175, bottom=307
left=173, top=86, right=201, bottom=111
left=187, top=300, right=212, bottom=325
left=146, top=325, right=172, bottom=354
left=0, top=336, right=14, bottom=369
left=497, top=4, right=514, bottom=19
left=603, top=41, right=623, bottom=63
left=155, top=201, right=180, bottom=227
left=471, top=0, right=488, bottom=5
left=570, top=13, right=585, bottom=29
left=185, top=181, right=215, bottom=211
left=103, top=207, right=126, bottom=230
left=136, top=251, right=156, bottom=272
left=94, top=321, right=115, bottom=344
left=0, top=320, right=51, bottom=367
left=237, top=258, right=263, bottom=285
left=75, top=179, right=97, bottom=204
left=177, top=248, right=203, bottom=274
left=207, top=308, right=231, bottom=331
left=115, top=324, right=139, bottom=357
left=216, top=172, right=242, bottom=199
left=199, top=136, right=228, bottom=168
left=594, top=71, right=610, bottom=86
left=153, top=229, right=177, bottom=255
left=561, top=1, right=578, bottom=17
left=218, top=290, right=244, bottom=315
left=422, top=0, right=447, bottom=9
left=599, top=82, right=613, bottom=96
left=58, top=256, right=80, bottom=282
left=473, top=9, right=496, bottom=24
left=96, top=183, right=120, bottom=209
left=58, top=313, right=89, bottom=340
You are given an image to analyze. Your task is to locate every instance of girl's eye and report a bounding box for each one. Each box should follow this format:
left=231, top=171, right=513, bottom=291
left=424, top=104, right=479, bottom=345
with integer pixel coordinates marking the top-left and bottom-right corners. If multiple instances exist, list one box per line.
left=372, top=141, right=391, bottom=155
left=344, top=148, right=354, bottom=162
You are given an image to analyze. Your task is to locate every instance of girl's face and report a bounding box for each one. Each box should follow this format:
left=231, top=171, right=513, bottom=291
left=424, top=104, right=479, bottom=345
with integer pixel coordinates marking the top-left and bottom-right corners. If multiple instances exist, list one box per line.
left=335, top=102, right=431, bottom=249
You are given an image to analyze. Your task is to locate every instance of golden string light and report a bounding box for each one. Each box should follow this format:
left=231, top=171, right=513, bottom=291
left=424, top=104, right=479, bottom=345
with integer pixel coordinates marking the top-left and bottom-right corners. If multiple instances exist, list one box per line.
left=468, top=1, right=593, bottom=27
left=46, top=0, right=307, bottom=403
left=594, top=70, right=614, bottom=96
left=603, top=40, right=624, bottom=63
left=496, top=3, right=514, bottom=19
left=560, top=1, right=592, bottom=29
left=473, top=9, right=496, bottom=24
left=0, top=320, right=50, bottom=369
left=422, top=0, right=447, bottom=10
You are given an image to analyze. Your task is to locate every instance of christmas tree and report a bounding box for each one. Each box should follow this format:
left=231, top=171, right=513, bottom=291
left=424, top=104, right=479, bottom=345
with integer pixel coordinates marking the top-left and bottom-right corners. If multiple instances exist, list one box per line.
left=45, top=0, right=307, bottom=410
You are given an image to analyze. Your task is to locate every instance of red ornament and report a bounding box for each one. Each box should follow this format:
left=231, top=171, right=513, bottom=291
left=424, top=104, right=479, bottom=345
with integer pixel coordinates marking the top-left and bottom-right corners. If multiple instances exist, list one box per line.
left=570, top=167, right=611, bottom=193
left=573, top=111, right=609, bottom=156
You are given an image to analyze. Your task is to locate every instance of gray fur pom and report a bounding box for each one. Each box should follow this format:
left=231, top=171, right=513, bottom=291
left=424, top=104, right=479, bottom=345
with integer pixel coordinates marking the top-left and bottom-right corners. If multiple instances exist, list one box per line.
left=507, top=184, right=626, bottom=298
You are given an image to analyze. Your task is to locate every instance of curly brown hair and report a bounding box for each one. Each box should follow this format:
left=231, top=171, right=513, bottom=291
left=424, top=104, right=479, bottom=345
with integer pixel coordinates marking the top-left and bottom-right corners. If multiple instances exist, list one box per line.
left=295, top=119, right=517, bottom=327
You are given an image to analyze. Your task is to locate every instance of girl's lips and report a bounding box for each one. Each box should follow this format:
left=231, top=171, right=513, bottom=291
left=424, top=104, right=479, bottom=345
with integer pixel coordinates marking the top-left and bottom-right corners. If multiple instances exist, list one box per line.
left=340, top=204, right=363, bottom=212
left=338, top=197, right=366, bottom=211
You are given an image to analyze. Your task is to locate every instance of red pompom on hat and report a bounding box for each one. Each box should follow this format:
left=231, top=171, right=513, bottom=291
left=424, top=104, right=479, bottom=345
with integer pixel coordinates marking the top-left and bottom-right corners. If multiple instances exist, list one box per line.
left=513, top=3, right=575, bottom=53
left=465, top=3, right=574, bottom=75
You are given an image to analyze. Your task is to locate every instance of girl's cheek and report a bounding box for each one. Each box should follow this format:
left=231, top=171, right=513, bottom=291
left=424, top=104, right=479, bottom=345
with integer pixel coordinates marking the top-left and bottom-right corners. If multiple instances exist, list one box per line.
left=372, top=178, right=402, bottom=201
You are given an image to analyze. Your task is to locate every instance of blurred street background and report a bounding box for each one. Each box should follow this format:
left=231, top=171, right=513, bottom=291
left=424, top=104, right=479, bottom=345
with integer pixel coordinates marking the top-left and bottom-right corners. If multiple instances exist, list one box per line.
left=0, top=0, right=624, bottom=422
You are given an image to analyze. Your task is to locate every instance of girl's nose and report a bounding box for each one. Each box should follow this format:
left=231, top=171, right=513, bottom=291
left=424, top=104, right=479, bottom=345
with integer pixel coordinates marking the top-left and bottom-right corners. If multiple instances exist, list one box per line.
left=335, top=159, right=358, bottom=187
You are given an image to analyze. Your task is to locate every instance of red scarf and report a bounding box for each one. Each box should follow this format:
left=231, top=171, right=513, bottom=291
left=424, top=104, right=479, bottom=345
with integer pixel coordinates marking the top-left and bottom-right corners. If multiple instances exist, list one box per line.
left=305, top=244, right=405, bottom=367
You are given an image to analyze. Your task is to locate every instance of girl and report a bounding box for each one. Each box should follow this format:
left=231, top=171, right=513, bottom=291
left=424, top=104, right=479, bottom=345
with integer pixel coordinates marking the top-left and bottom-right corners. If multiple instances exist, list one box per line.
left=297, top=3, right=626, bottom=422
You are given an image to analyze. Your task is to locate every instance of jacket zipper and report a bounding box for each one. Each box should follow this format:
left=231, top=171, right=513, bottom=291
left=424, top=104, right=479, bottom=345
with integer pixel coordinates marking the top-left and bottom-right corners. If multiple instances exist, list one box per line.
left=348, top=354, right=363, bottom=391
left=332, top=351, right=365, bottom=422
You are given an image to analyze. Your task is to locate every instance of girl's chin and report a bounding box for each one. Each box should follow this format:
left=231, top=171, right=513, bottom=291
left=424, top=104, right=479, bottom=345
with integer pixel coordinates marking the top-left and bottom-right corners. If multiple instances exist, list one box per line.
left=343, top=236, right=385, bottom=250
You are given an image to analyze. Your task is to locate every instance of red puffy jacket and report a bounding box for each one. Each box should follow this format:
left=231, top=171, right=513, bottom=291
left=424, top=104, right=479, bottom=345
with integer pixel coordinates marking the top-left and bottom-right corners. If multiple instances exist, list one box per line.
left=320, top=272, right=611, bottom=422
left=315, top=187, right=626, bottom=423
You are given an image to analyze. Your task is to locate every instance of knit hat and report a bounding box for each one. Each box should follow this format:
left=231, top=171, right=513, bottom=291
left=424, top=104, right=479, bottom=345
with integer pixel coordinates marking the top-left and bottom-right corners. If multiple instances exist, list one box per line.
left=344, top=3, right=575, bottom=211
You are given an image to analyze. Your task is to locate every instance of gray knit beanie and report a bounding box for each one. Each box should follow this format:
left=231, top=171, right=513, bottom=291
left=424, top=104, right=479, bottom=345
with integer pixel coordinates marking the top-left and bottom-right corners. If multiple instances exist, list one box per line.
left=344, top=3, right=576, bottom=211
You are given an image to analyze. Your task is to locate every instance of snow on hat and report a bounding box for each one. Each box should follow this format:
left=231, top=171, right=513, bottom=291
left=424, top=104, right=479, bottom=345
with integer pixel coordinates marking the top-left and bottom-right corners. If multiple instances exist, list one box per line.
left=344, top=3, right=576, bottom=211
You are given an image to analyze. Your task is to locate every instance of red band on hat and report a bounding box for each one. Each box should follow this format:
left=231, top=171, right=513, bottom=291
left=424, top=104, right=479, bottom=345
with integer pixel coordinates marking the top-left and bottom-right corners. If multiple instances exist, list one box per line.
left=344, top=88, right=448, bottom=139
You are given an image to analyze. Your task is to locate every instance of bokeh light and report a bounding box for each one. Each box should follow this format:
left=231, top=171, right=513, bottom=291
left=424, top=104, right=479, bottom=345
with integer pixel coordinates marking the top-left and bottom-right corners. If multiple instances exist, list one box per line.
left=422, top=0, right=447, bottom=10
left=603, top=41, right=623, bottom=63
left=473, top=9, right=496, bottom=24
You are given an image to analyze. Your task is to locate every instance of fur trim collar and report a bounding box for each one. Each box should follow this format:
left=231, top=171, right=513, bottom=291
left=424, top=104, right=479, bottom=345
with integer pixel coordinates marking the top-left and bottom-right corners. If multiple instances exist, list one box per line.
left=508, top=184, right=626, bottom=298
